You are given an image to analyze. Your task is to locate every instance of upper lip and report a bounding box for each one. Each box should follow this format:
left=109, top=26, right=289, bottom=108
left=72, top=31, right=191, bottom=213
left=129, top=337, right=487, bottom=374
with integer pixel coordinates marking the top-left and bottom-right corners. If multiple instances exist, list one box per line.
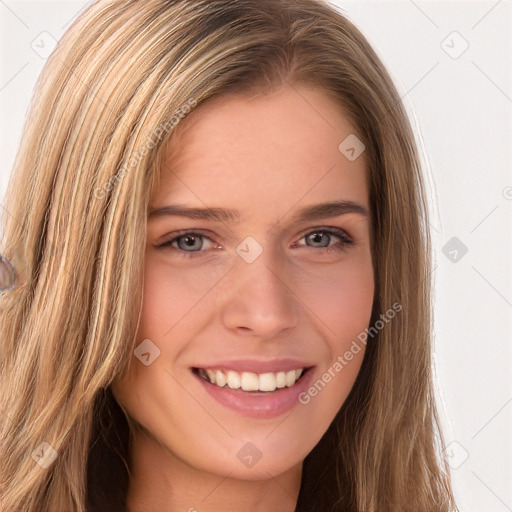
left=193, top=359, right=314, bottom=373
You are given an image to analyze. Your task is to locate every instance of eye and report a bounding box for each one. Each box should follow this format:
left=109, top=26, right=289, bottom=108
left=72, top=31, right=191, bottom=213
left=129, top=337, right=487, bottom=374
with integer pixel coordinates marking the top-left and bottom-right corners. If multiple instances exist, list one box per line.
left=156, top=231, right=220, bottom=257
left=294, top=227, right=353, bottom=252
left=155, top=227, right=354, bottom=259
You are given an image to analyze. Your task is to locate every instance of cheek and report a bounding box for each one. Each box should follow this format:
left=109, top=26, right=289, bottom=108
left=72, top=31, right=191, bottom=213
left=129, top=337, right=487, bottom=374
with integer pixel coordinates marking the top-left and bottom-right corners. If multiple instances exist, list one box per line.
left=295, top=261, right=373, bottom=420
left=137, top=256, right=217, bottom=338
left=294, top=256, right=374, bottom=341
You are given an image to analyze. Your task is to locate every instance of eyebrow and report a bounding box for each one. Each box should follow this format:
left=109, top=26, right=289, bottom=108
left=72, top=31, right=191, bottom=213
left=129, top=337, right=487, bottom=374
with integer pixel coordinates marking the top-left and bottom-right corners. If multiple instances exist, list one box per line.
left=148, top=200, right=369, bottom=223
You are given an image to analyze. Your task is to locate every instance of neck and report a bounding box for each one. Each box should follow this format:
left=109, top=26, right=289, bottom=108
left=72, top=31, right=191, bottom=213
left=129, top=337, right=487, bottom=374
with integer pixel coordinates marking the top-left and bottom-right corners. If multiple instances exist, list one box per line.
left=125, top=428, right=302, bottom=512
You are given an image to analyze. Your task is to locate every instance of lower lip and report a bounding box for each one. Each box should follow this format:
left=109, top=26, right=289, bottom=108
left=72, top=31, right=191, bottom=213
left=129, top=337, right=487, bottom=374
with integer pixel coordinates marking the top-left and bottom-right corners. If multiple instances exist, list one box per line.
left=193, top=369, right=315, bottom=419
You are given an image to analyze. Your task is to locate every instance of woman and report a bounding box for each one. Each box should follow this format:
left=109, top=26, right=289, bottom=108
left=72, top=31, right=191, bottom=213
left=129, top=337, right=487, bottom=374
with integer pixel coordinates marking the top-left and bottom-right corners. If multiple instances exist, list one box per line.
left=0, top=0, right=458, bottom=510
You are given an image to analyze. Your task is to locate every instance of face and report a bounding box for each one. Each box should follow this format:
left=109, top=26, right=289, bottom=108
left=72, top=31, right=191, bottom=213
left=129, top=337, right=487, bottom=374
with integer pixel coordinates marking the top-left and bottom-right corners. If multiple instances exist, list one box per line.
left=112, top=84, right=374, bottom=481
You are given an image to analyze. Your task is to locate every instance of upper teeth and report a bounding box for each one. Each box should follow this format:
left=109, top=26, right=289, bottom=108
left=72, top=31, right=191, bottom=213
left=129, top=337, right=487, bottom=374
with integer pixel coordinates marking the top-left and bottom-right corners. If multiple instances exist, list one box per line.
left=198, top=368, right=304, bottom=392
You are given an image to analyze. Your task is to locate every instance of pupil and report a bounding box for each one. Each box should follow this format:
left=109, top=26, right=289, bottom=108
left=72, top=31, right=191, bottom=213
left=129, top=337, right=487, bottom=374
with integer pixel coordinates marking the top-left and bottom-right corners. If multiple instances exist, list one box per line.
left=180, top=236, right=202, bottom=251
left=309, top=233, right=328, bottom=247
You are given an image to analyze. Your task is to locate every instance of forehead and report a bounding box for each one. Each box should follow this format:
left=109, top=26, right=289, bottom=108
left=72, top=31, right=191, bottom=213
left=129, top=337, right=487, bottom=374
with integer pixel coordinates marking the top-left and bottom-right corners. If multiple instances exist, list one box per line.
left=152, top=85, right=368, bottom=215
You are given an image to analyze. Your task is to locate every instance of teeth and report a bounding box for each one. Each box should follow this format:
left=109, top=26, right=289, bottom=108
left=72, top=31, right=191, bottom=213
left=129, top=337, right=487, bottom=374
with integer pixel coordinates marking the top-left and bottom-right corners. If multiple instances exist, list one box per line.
left=275, top=371, right=287, bottom=388
left=259, top=372, right=276, bottom=392
left=198, top=367, right=305, bottom=392
left=240, top=372, right=259, bottom=391
left=285, top=370, right=296, bottom=387
left=226, top=370, right=241, bottom=389
left=215, top=370, right=227, bottom=387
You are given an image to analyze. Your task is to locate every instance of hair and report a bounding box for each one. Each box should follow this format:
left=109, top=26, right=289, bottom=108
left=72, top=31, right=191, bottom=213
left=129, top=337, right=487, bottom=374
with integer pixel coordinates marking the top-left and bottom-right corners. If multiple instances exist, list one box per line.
left=0, top=0, right=457, bottom=510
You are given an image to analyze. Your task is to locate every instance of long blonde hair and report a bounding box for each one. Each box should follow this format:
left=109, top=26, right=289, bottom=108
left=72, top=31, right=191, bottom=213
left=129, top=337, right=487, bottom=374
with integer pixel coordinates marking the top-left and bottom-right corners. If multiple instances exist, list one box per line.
left=0, top=0, right=457, bottom=510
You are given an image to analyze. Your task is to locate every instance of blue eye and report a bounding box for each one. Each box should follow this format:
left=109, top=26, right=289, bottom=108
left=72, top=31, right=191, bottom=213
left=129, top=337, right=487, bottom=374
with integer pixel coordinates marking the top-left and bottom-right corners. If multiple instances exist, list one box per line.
left=300, top=228, right=353, bottom=250
left=174, top=234, right=204, bottom=252
left=156, top=227, right=353, bottom=258
left=157, top=231, right=217, bottom=255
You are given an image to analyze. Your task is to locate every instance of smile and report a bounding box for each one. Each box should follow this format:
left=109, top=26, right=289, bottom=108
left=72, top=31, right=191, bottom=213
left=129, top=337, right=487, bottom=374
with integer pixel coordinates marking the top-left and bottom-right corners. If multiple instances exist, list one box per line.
left=191, top=361, right=315, bottom=418
left=196, top=367, right=304, bottom=392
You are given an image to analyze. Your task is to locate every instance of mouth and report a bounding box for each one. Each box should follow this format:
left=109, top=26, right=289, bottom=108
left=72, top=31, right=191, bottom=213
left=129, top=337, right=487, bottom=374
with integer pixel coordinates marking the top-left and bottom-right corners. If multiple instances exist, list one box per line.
left=190, top=360, right=315, bottom=418
left=193, top=367, right=308, bottom=393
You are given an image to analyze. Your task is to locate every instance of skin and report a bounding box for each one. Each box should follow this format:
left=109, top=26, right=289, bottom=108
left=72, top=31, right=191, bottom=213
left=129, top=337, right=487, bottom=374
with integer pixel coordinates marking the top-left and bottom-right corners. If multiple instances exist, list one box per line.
left=112, top=84, right=374, bottom=512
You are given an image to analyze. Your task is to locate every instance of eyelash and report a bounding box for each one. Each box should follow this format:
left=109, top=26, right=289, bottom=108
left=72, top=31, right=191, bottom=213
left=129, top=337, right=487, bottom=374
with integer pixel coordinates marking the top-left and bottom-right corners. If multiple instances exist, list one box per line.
left=155, top=227, right=354, bottom=259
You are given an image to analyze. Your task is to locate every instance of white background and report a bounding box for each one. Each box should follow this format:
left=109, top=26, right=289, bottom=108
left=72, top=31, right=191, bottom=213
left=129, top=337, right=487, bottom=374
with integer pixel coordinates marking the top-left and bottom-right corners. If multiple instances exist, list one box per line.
left=1, top=1, right=511, bottom=510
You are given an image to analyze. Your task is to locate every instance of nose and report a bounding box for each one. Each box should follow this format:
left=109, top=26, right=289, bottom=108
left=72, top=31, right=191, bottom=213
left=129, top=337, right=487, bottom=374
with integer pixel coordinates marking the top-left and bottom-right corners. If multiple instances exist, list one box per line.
left=220, top=248, right=300, bottom=339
